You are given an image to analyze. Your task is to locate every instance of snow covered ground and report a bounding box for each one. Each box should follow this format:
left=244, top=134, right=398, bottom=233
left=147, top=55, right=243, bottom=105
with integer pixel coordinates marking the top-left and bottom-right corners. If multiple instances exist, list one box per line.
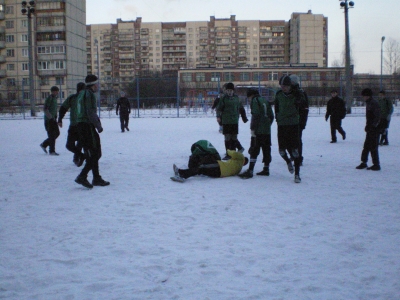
left=0, top=115, right=399, bottom=299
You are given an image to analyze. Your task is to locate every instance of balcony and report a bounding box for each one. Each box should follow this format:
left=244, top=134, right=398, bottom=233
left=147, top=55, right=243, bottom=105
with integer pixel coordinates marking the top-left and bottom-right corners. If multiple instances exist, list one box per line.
left=0, top=41, right=6, bottom=49
left=0, top=69, right=7, bottom=77
left=0, top=26, right=5, bottom=34
left=0, top=55, right=6, bottom=63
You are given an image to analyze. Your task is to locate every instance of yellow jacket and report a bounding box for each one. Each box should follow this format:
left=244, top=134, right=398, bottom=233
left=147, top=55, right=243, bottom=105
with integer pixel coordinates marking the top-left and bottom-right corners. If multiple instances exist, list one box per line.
left=217, top=150, right=245, bottom=177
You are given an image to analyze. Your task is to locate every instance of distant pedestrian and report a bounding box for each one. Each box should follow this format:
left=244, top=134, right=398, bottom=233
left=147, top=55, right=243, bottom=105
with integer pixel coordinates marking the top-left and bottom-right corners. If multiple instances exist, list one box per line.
left=116, top=91, right=131, bottom=132
left=290, top=74, right=309, bottom=165
left=356, top=88, right=381, bottom=171
left=238, top=88, right=274, bottom=178
left=377, top=90, right=393, bottom=145
left=40, top=86, right=60, bottom=155
left=74, top=74, right=110, bottom=188
left=58, top=82, right=86, bottom=166
left=325, top=90, right=346, bottom=143
left=216, top=82, right=248, bottom=160
left=274, top=75, right=307, bottom=183
left=211, top=83, right=227, bottom=133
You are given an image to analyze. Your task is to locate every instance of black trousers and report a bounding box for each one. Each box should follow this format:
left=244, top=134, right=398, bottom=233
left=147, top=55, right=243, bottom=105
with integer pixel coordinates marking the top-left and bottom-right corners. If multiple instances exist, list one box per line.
left=361, top=130, right=380, bottom=166
left=277, top=125, right=301, bottom=175
left=66, top=125, right=82, bottom=158
left=179, top=164, right=221, bottom=179
left=120, top=113, right=129, bottom=131
left=42, top=119, right=60, bottom=153
left=330, top=117, right=345, bottom=141
left=249, top=134, right=271, bottom=165
left=77, top=123, right=102, bottom=179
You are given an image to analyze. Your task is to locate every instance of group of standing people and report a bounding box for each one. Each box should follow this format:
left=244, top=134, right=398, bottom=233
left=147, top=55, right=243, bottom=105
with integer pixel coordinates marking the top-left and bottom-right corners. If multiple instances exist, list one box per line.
left=174, top=75, right=309, bottom=183
left=40, top=75, right=110, bottom=189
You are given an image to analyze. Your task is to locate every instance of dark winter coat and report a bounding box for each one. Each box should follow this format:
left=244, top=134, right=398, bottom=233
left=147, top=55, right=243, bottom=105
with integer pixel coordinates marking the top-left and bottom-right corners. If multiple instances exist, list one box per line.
left=326, top=96, right=346, bottom=120
left=116, top=97, right=131, bottom=115
left=365, top=97, right=381, bottom=132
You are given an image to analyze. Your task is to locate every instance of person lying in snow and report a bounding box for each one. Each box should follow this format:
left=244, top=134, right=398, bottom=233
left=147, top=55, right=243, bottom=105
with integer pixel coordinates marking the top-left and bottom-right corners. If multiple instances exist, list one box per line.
left=171, top=149, right=248, bottom=182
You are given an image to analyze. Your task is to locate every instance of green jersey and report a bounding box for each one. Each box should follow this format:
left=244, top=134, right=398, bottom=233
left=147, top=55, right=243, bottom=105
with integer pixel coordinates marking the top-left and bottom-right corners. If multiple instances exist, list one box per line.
left=250, top=96, right=274, bottom=135
left=74, top=88, right=102, bottom=131
left=44, top=95, right=58, bottom=121
left=61, top=94, right=78, bottom=125
left=378, top=97, right=393, bottom=119
left=274, top=90, right=305, bottom=126
left=216, top=94, right=243, bottom=125
left=75, top=89, right=97, bottom=123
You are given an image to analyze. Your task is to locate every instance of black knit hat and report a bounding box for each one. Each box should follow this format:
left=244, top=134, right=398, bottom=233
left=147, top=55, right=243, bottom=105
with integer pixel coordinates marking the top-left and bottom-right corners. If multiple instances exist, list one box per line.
left=279, top=75, right=291, bottom=86
left=76, top=82, right=86, bottom=92
left=361, top=88, right=373, bottom=96
left=50, top=86, right=59, bottom=92
left=246, top=88, right=258, bottom=98
left=85, top=74, right=98, bottom=86
left=225, top=82, right=234, bottom=90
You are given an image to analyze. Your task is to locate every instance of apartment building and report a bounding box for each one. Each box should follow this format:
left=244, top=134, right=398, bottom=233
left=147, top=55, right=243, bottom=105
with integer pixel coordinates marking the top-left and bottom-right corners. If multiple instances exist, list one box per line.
left=0, top=0, right=86, bottom=106
left=86, top=12, right=327, bottom=98
left=289, top=10, right=328, bottom=67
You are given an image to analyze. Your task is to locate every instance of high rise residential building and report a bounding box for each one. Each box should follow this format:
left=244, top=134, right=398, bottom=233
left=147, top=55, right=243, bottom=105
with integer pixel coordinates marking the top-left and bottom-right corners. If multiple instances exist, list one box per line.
left=0, top=0, right=86, bottom=106
left=86, top=12, right=327, bottom=96
left=289, top=10, right=328, bottom=67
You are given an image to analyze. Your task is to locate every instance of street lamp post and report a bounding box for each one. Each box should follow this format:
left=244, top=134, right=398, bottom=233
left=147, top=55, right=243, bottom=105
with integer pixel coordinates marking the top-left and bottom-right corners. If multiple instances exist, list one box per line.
left=94, top=39, right=101, bottom=116
left=21, top=1, right=36, bottom=117
left=380, top=36, right=385, bottom=90
left=340, top=0, right=354, bottom=114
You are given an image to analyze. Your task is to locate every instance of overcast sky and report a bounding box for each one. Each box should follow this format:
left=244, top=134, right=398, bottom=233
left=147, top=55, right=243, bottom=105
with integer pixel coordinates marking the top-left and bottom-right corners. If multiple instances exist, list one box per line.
left=86, top=0, right=400, bottom=75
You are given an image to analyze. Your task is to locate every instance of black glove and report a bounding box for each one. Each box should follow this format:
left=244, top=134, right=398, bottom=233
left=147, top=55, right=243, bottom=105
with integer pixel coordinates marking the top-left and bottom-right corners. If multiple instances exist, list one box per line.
left=325, top=115, right=329, bottom=121
left=98, top=127, right=103, bottom=133
left=242, top=117, right=248, bottom=123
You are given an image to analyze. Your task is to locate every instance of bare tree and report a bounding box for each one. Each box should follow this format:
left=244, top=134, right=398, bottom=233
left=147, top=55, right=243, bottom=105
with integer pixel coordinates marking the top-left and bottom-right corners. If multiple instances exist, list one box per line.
left=384, top=38, right=400, bottom=75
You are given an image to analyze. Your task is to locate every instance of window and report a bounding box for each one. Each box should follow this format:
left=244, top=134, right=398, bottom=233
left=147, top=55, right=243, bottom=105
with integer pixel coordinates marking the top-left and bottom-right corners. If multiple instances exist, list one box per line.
left=325, top=72, right=336, bottom=81
left=240, top=73, right=250, bottom=81
left=6, top=49, right=15, bottom=57
left=21, top=20, right=28, bottom=28
left=6, top=6, right=14, bottom=14
left=195, top=73, right=205, bottom=82
left=22, top=63, right=29, bottom=71
left=253, top=73, right=263, bottom=81
left=268, top=72, right=278, bottom=81
left=7, top=64, right=15, bottom=71
left=21, top=34, right=28, bottom=42
left=56, top=77, right=64, bottom=85
left=6, top=35, right=15, bottom=43
left=37, top=45, right=65, bottom=54
left=7, top=78, right=16, bottom=86
left=23, top=92, right=30, bottom=100
left=6, top=21, right=14, bottom=29
left=36, top=2, right=62, bottom=9
left=54, top=60, right=65, bottom=69
left=37, top=61, right=50, bottom=70
left=22, top=78, right=29, bottom=85
left=42, top=92, right=50, bottom=100
left=211, top=72, right=221, bottom=82
left=224, top=73, right=234, bottom=82
left=182, top=73, right=192, bottom=82
left=40, top=77, right=49, bottom=86
left=311, top=72, right=320, bottom=81
left=22, top=49, right=28, bottom=57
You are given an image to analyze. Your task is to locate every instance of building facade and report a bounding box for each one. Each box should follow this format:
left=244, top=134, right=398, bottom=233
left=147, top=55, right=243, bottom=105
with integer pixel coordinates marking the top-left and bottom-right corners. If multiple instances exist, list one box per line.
left=86, top=12, right=328, bottom=99
left=0, top=0, right=86, bottom=107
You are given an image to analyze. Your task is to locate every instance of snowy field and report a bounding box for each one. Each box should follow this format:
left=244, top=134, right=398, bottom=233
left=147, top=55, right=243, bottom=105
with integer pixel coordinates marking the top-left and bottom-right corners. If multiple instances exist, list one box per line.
left=0, top=115, right=399, bottom=299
